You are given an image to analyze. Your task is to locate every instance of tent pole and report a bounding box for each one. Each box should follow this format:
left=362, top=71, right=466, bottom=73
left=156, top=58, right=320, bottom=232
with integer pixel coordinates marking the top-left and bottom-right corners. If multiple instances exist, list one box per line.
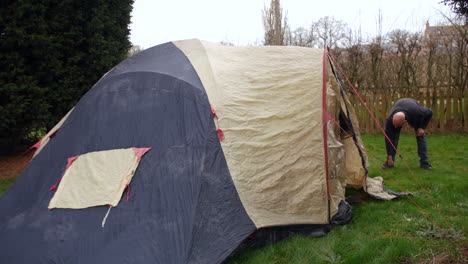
left=322, top=47, right=331, bottom=223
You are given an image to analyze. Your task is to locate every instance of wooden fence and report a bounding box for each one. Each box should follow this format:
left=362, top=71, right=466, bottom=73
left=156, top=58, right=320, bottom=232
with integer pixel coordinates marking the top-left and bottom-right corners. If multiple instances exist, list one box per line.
left=349, top=88, right=467, bottom=134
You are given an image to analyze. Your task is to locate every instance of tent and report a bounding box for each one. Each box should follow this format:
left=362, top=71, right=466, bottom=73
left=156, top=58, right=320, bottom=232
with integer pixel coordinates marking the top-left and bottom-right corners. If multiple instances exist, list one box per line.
left=0, top=39, right=386, bottom=263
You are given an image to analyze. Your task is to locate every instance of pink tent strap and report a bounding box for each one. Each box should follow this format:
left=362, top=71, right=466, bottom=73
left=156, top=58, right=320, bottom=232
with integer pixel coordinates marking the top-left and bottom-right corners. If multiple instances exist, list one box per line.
left=30, top=138, right=43, bottom=150
left=23, top=128, right=60, bottom=156
left=132, top=147, right=152, bottom=161
left=210, top=104, right=218, bottom=119
left=49, top=155, right=80, bottom=191
left=217, top=129, right=224, bottom=141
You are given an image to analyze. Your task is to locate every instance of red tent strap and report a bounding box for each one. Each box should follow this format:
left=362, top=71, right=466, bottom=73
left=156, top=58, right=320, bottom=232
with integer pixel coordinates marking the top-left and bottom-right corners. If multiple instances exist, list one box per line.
left=30, top=138, right=43, bottom=151
left=50, top=155, right=80, bottom=191
left=131, top=147, right=152, bottom=161
left=22, top=129, right=60, bottom=156
left=210, top=104, right=218, bottom=119
left=20, top=138, right=43, bottom=156
left=217, top=129, right=224, bottom=141
left=125, top=184, right=131, bottom=201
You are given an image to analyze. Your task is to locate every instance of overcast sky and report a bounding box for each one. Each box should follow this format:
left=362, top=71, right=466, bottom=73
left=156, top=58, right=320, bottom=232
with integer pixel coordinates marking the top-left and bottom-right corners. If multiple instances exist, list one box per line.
left=130, top=0, right=452, bottom=48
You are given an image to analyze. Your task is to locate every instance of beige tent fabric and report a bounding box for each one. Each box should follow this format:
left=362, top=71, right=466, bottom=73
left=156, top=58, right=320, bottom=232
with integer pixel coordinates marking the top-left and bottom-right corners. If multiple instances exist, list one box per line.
left=366, top=176, right=398, bottom=200
left=325, top=70, right=348, bottom=217
left=327, top=120, right=347, bottom=217
left=338, top=88, right=368, bottom=190
left=327, top=59, right=368, bottom=190
left=175, top=40, right=330, bottom=227
left=49, top=148, right=148, bottom=209
left=33, top=107, right=75, bottom=158
left=341, top=101, right=368, bottom=190
left=342, top=137, right=367, bottom=188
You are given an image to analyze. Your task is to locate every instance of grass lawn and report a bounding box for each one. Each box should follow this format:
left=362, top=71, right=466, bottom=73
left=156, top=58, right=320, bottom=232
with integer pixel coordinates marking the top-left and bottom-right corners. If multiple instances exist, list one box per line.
left=1, top=133, right=467, bottom=263
left=0, top=177, right=15, bottom=196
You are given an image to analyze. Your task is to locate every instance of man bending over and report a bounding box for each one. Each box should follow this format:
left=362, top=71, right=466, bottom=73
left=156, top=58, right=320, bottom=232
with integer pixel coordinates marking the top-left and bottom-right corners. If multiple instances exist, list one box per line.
left=382, top=98, right=433, bottom=170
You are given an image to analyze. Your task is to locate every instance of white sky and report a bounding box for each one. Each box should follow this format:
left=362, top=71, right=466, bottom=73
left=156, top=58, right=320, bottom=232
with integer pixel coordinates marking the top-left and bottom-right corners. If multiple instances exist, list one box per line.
left=130, top=0, right=453, bottom=48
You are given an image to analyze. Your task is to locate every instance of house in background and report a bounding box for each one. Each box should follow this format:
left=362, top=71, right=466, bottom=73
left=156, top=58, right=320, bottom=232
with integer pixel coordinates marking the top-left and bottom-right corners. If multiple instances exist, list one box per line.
left=424, top=21, right=467, bottom=51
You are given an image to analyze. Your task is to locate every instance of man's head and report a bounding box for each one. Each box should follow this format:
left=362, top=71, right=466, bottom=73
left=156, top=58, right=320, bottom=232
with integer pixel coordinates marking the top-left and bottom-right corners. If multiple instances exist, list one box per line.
left=392, top=112, right=406, bottom=128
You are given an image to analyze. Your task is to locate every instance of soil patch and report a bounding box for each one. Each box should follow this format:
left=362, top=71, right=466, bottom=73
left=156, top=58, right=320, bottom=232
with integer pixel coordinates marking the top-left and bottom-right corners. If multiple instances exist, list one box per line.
left=0, top=151, right=34, bottom=179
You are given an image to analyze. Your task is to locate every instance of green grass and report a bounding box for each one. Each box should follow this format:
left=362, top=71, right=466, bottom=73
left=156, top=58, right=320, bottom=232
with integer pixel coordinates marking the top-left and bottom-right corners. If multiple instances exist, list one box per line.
left=0, top=178, right=15, bottom=196
left=0, top=154, right=18, bottom=195
left=228, top=133, right=467, bottom=264
left=1, top=134, right=467, bottom=263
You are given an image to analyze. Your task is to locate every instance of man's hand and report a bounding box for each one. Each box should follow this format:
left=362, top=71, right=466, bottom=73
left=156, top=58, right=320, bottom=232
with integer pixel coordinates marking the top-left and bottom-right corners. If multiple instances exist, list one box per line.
left=416, top=128, right=425, bottom=137
left=387, top=156, right=394, bottom=167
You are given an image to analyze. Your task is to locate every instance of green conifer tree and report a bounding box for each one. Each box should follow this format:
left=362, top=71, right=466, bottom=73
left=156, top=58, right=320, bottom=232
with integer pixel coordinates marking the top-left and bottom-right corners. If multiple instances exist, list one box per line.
left=0, top=0, right=134, bottom=151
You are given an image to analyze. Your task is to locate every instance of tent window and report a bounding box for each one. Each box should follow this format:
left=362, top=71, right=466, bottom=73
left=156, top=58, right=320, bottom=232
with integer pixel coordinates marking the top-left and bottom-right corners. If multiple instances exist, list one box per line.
left=48, top=147, right=151, bottom=209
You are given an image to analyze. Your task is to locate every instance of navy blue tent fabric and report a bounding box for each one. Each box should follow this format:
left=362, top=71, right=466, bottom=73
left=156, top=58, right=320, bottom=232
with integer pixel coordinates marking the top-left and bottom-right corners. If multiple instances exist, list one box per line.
left=0, top=42, right=256, bottom=263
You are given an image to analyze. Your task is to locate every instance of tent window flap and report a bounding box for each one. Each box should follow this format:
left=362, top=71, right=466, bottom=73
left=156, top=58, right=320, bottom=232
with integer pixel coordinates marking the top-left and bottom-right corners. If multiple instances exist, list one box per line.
left=48, top=147, right=151, bottom=209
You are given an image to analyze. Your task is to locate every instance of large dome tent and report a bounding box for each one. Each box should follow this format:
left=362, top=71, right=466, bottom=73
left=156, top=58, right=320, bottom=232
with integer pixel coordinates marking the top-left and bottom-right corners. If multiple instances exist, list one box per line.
left=0, top=39, right=396, bottom=263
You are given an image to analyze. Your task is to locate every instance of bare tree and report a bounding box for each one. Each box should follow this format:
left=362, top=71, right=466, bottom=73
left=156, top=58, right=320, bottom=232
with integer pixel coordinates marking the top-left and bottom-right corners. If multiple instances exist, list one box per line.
left=314, top=16, right=350, bottom=49
left=262, top=0, right=289, bottom=46
left=337, top=28, right=365, bottom=91
left=286, top=26, right=316, bottom=47
left=436, top=15, right=468, bottom=130
left=387, top=29, right=423, bottom=95
left=128, top=45, right=144, bottom=57
left=219, top=40, right=235, bottom=46
left=314, top=10, right=466, bottom=132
